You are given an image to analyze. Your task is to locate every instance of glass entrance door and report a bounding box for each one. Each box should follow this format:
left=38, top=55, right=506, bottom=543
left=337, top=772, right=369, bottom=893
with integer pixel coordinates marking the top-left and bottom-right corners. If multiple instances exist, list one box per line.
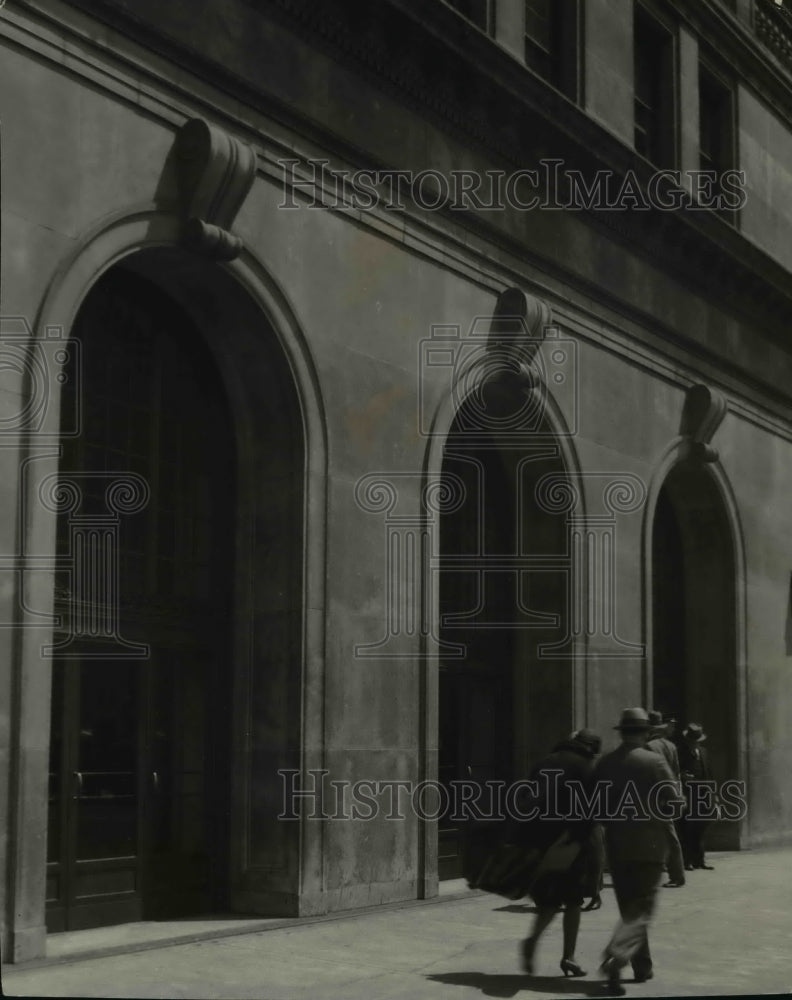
left=46, top=266, right=233, bottom=931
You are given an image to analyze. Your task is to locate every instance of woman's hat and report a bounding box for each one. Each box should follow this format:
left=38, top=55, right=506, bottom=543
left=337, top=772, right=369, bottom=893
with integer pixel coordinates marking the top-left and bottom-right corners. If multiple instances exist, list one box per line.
left=683, top=722, right=707, bottom=742
left=614, top=707, right=652, bottom=731
left=571, top=728, right=602, bottom=752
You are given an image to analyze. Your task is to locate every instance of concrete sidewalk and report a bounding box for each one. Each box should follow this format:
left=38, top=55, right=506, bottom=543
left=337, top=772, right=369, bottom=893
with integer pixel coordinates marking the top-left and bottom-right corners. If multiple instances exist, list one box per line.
left=3, top=850, right=791, bottom=999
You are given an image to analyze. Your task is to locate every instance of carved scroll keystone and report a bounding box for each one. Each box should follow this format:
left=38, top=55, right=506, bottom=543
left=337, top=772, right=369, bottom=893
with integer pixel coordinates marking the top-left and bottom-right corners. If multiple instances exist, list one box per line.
left=679, top=383, right=727, bottom=463
left=175, top=118, right=256, bottom=261
left=476, top=287, right=552, bottom=405
left=488, top=287, right=552, bottom=369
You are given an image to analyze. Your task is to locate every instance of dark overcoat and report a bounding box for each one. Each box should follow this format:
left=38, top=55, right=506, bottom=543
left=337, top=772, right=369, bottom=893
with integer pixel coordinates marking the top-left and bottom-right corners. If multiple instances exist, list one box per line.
left=593, top=744, right=680, bottom=865
left=512, top=739, right=603, bottom=906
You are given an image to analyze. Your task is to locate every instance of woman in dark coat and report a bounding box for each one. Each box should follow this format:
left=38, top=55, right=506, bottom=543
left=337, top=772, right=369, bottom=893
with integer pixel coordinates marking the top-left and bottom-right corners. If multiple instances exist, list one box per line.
left=518, top=728, right=604, bottom=978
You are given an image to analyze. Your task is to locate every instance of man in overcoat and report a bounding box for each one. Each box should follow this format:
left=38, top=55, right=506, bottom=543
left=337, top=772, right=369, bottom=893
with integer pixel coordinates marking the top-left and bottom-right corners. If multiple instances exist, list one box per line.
left=594, top=708, right=684, bottom=995
left=677, top=722, right=717, bottom=870
left=646, top=710, right=685, bottom=887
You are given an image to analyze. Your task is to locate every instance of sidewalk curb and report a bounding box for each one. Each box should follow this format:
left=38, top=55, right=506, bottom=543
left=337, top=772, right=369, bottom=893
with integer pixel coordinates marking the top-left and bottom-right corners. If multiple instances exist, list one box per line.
left=2, top=887, right=486, bottom=974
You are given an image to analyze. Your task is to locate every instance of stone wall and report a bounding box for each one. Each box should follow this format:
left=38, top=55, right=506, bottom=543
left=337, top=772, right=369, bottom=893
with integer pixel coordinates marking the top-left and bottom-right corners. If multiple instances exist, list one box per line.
left=2, top=0, right=792, bottom=961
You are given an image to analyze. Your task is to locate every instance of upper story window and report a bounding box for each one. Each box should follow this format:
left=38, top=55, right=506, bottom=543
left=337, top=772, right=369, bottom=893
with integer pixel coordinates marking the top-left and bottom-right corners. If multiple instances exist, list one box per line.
left=523, top=0, right=581, bottom=101
left=699, top=60, right=738, bottom=221
left=445, top=0, right=494, bottom=33
left=524, top=0, right=555, bottom=78
left=699, top=66, right=734, bottom=174
left=634, top=5, right=677, bottom=167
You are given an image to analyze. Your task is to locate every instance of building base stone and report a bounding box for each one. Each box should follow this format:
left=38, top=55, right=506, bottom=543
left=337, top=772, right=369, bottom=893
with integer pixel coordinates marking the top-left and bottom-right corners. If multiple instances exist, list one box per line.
left=7, top=924, right=47, bottom=964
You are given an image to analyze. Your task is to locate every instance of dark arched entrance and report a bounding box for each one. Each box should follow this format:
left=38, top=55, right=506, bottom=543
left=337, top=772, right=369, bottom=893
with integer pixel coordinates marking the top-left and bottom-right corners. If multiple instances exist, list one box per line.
left=46, top=266, right=235, bottom=930
left=652, top=461, right=738, bottom=847
left=438, top=387, right=569, bottom=878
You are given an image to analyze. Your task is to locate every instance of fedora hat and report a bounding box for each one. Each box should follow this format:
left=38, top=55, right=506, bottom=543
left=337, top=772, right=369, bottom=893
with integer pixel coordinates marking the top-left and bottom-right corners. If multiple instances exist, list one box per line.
left=683, top=722, right=707, bottom=742
left=614, top=707, right=652, bottom=731
left=648, top=710, right=668, bottom=731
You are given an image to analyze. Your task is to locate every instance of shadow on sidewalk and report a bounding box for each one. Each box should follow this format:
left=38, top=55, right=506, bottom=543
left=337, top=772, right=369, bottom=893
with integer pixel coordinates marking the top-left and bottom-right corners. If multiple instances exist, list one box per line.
left=426, top=972, right=605, bottom=997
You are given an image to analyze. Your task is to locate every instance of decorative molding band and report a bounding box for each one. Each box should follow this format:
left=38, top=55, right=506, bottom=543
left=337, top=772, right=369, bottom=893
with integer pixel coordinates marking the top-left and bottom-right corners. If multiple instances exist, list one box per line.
left=4, top=2, right=792, bottom=443
left=18, top=0, right=792, bottom=333
left=270, top=0, right=792, bottom=327
left=175, top=117, right=256, bottom=261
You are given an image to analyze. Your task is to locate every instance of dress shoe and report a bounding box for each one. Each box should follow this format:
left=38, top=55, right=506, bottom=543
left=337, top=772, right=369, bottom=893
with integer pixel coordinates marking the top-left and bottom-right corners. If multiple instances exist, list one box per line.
left=560, top=957, right=587, bottom=977
left=634, top=969, right=654, bottom=983
left=600, top=958, right=625, bottom=996
left=698, top=863, right=715, bottom=870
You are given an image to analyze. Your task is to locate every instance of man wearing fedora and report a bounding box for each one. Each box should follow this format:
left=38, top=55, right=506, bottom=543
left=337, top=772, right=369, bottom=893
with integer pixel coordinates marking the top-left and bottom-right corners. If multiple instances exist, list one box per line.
left=646, top=711, right=686, bottom=888
left=594, top=708, right=684, bottom=995
left=677, top=722, right=717, bottom=871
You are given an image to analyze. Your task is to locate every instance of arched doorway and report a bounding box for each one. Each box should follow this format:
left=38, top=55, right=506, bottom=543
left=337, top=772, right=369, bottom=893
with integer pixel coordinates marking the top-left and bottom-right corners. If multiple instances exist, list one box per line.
left=4, top=218, right=325, bottom=960
left=437, top=386, right=569, bottom=878
left=652, top=460, right=738, bottom=847
left=45, top=265, right=236, bottom=930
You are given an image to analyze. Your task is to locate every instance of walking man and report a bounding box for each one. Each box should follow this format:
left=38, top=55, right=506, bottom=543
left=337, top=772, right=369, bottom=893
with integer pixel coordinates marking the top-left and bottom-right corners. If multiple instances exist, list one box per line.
left=594, top=708, right=684, bottom=995
left=646, top=710, right=686, bottom=887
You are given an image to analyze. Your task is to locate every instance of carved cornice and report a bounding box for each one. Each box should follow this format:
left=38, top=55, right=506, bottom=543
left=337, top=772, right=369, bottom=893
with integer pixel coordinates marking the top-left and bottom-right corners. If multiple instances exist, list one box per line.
left=266, top=0, right=792, bottom=327
left=53, top=0, right=792, bottom=332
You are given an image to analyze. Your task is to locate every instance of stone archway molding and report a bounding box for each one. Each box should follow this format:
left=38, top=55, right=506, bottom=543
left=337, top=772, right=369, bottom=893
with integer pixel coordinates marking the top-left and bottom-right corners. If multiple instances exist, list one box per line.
left=640, top=381, right=748, bottom=845
left=417, top=286, right=587, bottom=898
left=5, top=206, right=328, bottom=961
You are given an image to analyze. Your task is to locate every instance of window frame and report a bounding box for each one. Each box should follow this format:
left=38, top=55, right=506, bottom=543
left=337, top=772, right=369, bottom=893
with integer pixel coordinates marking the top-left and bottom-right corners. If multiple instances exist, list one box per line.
left=633, top=2, right=679, bottom=170
left=443, top=0, right=495, bottom=36
left=523, top=0, right=583, bottom=103
left=698, top=54, right=739, bottom=224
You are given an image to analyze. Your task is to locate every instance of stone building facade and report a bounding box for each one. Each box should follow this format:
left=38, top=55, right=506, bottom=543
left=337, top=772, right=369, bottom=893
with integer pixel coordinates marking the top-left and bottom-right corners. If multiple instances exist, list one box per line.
left=2, top=0, right=792, bottom=962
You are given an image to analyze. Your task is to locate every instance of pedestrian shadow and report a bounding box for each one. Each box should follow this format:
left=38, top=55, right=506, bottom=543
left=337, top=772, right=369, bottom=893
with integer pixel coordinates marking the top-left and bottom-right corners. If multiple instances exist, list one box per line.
left=492, top=888, right=613, bottom=914
left=426, top=972, right=605, bottom=998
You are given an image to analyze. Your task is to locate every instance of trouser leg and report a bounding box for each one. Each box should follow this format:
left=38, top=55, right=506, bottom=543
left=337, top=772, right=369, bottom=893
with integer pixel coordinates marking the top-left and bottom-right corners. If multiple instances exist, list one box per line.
left=690, top=822, right=709, bottom=867
left=605, top=863, right=663, bottom=977
left=665, top=824, right=685, bottom=883
left=631, top=932, right=652, bottom=979
left=678, top=818, right=694, bottom=867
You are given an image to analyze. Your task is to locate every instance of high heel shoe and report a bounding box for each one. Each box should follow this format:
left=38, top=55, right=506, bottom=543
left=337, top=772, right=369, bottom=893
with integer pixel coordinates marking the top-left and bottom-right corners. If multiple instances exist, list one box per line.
left=560, top=958, right=587, bottom=977
left=521, top=936, right=537, bottom=974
